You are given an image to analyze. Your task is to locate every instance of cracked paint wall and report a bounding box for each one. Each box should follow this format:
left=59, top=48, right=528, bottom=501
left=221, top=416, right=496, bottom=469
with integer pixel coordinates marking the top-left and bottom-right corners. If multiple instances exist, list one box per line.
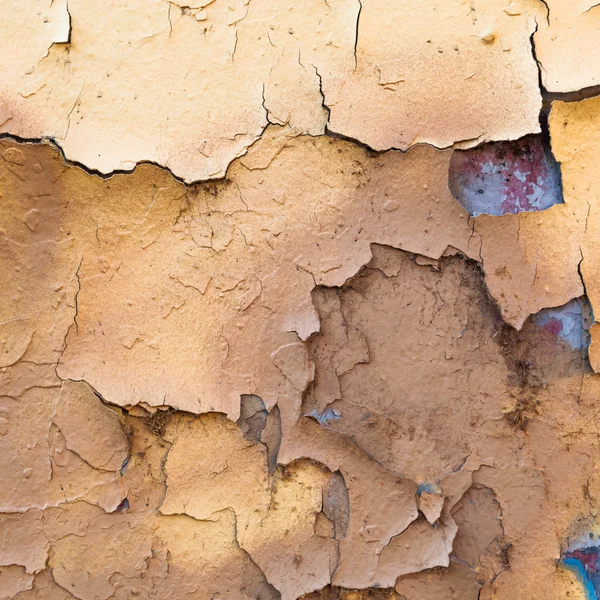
left=1, top=0, right=600, bottom=599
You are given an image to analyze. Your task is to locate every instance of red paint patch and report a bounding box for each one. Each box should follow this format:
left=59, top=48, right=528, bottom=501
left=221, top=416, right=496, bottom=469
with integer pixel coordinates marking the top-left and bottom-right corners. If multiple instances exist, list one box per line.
left=543, top=318, right=564, bottom=337
left=566, top=550, right=600, bottom=575
left=449, top=135, right=562, bottom=216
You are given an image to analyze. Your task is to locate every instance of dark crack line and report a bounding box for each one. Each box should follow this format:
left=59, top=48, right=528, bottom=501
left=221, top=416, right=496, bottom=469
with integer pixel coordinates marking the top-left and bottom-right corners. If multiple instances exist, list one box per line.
left=353, top=0, right=362, bottom=71
left=529, top=13, right=548, bottom=98
left=73, top=256, right=83, bottom=332
left=311, top=63, right=331, bottom=124
left=538, top=0, right=550, bottom=24
left=0, top=132, right=191, bottom=184
left=544, top=83, right=600, bottom=104
left=583, top=2, right=600, bottom=14
left=577, top=247, right=588, bottom=300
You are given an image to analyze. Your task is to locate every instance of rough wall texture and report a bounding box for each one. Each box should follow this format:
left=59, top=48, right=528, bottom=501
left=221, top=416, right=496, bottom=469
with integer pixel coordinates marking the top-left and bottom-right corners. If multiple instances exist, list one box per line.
left=1, top=1, right=600, bottom=599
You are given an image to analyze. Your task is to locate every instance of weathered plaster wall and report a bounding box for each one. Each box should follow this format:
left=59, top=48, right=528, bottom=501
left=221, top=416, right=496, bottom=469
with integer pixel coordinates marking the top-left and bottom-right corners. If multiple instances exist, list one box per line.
left=1, top=1, right=600, bottom=599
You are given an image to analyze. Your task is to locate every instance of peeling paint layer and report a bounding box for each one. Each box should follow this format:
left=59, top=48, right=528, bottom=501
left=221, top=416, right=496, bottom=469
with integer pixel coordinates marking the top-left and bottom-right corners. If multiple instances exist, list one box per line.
left=2, top=1, right=600, bottom=598
left=1, top=131, right=600, bottom=599
left=0, top=0, right=545, bottom=181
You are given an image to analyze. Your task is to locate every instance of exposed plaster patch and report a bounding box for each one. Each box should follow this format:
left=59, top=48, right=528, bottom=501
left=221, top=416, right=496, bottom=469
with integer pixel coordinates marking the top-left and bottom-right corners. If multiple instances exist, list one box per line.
left=532, top=298, right=591, bottom=351
left=305, top=247, right=508, bottom=483
left=562, top=549, right=600, bottom=599
left=449, top=135, right=563, bottom=217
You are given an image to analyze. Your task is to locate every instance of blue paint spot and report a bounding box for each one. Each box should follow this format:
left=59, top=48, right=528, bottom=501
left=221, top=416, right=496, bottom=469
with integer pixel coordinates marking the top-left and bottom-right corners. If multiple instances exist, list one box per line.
left=562, top=555, right=598, bottom=600
left=533, top=298, right=591, bottom=351
left=449, top=135, right=563, bottom=217
left=308, top=407, right=341, bottom=426
left=417, top=482, right=439, bottom=495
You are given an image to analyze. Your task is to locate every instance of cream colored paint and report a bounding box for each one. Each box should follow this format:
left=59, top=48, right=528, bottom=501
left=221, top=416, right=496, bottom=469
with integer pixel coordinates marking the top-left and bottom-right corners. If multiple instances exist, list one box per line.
left=1, top=0, right=543, bottom=182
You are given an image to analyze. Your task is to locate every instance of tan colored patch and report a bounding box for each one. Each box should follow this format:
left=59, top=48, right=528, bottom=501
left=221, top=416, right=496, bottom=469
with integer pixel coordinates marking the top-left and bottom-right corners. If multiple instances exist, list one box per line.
left=534, top=0, right=600, bottom=93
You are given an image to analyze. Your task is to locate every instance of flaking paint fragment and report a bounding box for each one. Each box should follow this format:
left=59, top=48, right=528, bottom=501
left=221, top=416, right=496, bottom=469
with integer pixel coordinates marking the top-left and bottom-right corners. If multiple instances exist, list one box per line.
left=548, top=97, right=600, bottom=371
left=52, top=381, right=128, bottom=472
left=2, top=133, right=477, bottom=416
left=451, top=486, right=506, bottom=581
left=0, top=567, right=34, bottom=599
left=0, top=0, right=546, bottom=180
left=324, top=0, right=544, bottom=151
left=160, top=413, right=271, bottom=540
left=0, top=512, right=47, bottom=575
left=533, top=0, right=600, bottom=93
left=48, top=0, right=71, bottom=44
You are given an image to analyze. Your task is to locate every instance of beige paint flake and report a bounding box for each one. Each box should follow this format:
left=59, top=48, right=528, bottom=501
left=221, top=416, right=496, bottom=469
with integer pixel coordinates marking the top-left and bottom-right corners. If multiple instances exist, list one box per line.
left=489, top=97, right=600, bottom=367
left=374, top=516, right=457, bottom=586
left=0, top=0, right=343, bottom=182
left=548, top=97, right=600, bottom=369
left=418, top=491, right=444, bottom=525
left=240, top=461, right=339, bottom=599
left=32, top=133, right=477, bottom=416
left=474, top=209, right=585, bottom=329
left=533, top=0, right=600, bottom=93
left=160, top=413, right=271, bottom=537
left=451, top=486, right=505, bottom=580
left=0, top=374, right=126, bottom=513
left=49, top=512, right=153, bottom=600
left=153, top=511, right=280, bottom=600
left=160, top=415, right=338, bottom=598
left=52, top=381, right=128, bottom=472
left=323, top=0, right=544, bottom=150
left=0, top=512, right=47, bottom=575
left=0, top=567, right=35, bottom=599
left=10, top=570, right=78, bottom=600
left=0, top=0, right=545, bottom=181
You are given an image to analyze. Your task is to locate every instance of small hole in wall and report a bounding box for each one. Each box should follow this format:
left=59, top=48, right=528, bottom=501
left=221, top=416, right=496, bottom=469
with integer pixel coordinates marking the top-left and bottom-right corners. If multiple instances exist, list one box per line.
left=116, top=497, right=129, bottom=512
left=448, top=134, right=564, bottom=217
